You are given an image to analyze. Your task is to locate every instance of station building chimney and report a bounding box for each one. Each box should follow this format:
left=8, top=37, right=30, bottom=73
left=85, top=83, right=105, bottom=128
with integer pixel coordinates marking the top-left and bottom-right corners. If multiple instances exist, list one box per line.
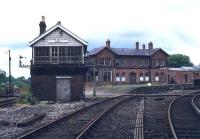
left=136, top=42, right=139, bottom=49
left=106, top=39, right=111, bottom=48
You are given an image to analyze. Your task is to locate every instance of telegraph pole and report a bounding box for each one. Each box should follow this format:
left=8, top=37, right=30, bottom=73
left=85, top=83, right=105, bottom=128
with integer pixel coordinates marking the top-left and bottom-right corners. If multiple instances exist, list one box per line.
left=8, top=50, right=12, bottom=96
left=93, top=67, right=96, bottom=97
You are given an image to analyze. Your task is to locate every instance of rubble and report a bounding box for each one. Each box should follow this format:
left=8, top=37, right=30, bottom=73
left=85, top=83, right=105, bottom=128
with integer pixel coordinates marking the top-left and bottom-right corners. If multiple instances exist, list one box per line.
left=0, top=99, right=97, bottom=139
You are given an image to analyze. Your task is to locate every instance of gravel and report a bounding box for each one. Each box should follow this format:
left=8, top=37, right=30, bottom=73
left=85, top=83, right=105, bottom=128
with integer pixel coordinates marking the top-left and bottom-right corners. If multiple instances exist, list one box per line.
left=144, top=96, right=176, bottom=139
left=0, top=99, right=99, bottom=139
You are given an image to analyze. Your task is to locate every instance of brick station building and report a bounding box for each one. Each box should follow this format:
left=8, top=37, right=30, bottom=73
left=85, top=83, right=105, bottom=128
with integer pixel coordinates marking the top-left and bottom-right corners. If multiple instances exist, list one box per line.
left=86, top=40, right=200, bottom=86
left=167, top=66, right=200, bottom=84
left=86, top=40, right=169, bottom=85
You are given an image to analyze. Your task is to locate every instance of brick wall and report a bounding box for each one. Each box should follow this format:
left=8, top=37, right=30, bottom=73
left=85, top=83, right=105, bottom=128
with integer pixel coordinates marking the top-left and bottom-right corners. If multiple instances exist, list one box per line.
left=31, top=75, right=56, bottom=101
left=70, top=75, right=84, bottom=100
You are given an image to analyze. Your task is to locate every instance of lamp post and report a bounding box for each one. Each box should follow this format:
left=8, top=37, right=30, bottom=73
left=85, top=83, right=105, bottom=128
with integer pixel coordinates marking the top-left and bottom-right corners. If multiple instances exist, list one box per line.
left=93, top=68, right=98, bottom=97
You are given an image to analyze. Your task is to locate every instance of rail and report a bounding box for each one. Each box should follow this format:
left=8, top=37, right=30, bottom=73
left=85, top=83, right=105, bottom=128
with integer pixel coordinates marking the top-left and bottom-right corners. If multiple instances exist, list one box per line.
left=17, top=95, right=129, bottom=139
left=75, top=96, right=133, bottom=139
left=191, top=95, right=200, bottom=117
left=168, top=91, right=200, bottom=139
left=168, top=97, right=178, bottom=139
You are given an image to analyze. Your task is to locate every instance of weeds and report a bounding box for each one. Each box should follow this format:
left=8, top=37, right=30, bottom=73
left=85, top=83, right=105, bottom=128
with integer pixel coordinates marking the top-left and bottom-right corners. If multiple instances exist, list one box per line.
left=17, top=91, right=38, bottom=105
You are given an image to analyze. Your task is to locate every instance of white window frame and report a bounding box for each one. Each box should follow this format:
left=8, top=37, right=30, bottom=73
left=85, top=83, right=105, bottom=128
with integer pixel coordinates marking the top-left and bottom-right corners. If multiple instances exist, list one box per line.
left=155, top=60, right=159, bottom=66
left=160, top=60, right=165, bottom=66
left=121, top=73, right=126, bottom=82
left=116, top=73, right=120, bottom=82
left=155, top=76, right=159, bottom=81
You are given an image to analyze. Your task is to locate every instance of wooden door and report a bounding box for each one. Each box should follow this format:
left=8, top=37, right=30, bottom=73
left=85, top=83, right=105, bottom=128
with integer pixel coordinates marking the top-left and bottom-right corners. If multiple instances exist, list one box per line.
left=129, top=72, right=136, bottom=84
left=56, top=77, right=71, bottom=102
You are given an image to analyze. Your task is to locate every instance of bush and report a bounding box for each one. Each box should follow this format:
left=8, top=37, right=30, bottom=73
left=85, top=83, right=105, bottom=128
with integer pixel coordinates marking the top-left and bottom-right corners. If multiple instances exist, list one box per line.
left=17, top=91, right=38, bottom=105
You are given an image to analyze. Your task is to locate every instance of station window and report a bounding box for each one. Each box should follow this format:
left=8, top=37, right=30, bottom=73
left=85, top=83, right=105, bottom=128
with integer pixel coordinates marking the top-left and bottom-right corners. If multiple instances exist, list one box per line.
left=99, top=59, right=104, bottom=65
left=67, top=47, right=82, bottom=63
left=140, top=60, right=144, bottom=66
left=102, top=69, right=111, bottom=82
left=144, top=60, right=149, bottom=66
left=105, top=58, right=111, bottom=65
left=34, top=46, right=82, bottom=64
left=145, top=72, right=149, bottom=81
left=154, top=60, right=159, bottom=66
left=160, top=72, right=165, bottom=81
left=155, top=72, right=159, bottom=81
left=121, top=73, right=126, bottom=82
left=99, top=58, right=111, bottom=66
left=116, top=73, right=120, bottom=82
left=160, top=60, right=165, bottom=66
left=34, top=47, right=50, bottom=63
left=140, top=72, right=144, bottom=81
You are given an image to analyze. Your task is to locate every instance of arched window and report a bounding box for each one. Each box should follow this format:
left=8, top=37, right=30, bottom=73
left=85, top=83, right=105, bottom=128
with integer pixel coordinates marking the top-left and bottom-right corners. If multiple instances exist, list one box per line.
left=140, top=72, right=144, bottom=82
left=155, top=72, right=159, bottom=81
left=116, top=73, right=120, bottom=82
left=122, top=73, right=126, bottom=82
left=145, top=72, right=149, bottom=81
left=160, top=72, right=164, bottom=81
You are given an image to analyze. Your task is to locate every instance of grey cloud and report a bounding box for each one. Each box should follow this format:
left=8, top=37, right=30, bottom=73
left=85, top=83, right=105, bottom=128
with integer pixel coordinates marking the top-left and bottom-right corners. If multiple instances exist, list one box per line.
left=174, top=30, right=195, bottom=45
left=117, top=30, right=150, bottom=38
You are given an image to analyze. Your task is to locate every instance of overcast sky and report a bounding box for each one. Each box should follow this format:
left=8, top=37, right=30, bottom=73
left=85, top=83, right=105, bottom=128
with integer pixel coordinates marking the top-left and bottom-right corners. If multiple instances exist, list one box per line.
left=0, top=0, right=200, bottom=78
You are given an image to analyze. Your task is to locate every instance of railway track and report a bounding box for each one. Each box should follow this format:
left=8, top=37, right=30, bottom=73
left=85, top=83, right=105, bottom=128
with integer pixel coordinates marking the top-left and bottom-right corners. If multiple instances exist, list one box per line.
left=169, top=94, right=200, bottom=139
left=17, top=95, right=132, bottom=139
left=75, top=96, right=141, bottom=139
left=192, top=95, right=200, bottom=116
left=144, top=96, right=175, bottom=139
left=0, top=98, right=17, bottom=107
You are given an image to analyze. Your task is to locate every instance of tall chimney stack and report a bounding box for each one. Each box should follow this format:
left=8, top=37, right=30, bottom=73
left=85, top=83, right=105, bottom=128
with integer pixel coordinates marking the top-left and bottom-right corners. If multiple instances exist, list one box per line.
left=136, top=42, right=139, bottom=49
left=142, top=44, right=146, bottom=49
left=106, top=39, right=111, bottom=48
left=148, top=42, right=153, bottom=50
left=39, top=16, right=46, bottom=35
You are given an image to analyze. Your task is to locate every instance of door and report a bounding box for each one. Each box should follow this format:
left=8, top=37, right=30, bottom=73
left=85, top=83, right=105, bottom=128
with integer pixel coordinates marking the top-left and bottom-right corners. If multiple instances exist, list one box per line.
left=129, top=72, right=136, bottom=84
left=56, top=77, right=71, bottom=102
left=51, top=47, right=59, bottom=63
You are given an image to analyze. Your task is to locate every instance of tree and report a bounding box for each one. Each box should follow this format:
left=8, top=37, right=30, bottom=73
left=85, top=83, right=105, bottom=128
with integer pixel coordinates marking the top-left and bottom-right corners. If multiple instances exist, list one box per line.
left=168, top=54, right=193, bottom=68
left=0, top=70, right=6, bottom=84
left=0, top=69, right=6, bottom=91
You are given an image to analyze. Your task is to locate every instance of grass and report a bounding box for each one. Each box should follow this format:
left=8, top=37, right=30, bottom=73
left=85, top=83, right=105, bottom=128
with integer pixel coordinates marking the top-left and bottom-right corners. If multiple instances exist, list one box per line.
left=17, top=87, right=38, bottom=105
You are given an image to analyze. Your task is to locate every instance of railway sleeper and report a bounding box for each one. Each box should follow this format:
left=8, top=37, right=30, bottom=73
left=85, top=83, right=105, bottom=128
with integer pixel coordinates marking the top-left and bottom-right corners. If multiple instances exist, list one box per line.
left=178, top=134, right=200, bottom=138
left=17, top=113, right=46, bottom=127
left=175, top=125, right=200, bottom=129
left=176, top=129, right=200, bottom=134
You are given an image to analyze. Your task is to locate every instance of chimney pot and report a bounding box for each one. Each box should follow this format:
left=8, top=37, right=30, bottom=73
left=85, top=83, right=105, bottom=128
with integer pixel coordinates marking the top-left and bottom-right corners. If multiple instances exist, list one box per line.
left=106, top=39, right=111, bottom=48
left=41, top=16, right=45, bottom=22
left=136, top=42, right=139, bottom=49
left=148, top=42, right=153, bottom=49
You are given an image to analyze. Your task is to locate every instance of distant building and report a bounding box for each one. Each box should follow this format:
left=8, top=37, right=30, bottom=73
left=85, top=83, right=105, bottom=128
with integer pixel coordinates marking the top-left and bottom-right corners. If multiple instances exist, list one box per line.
left=29, top=17, right=88, bottom=102
left=167, top=66, right=200, bottom=84
left=86, top=40, right=169, bottom=85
